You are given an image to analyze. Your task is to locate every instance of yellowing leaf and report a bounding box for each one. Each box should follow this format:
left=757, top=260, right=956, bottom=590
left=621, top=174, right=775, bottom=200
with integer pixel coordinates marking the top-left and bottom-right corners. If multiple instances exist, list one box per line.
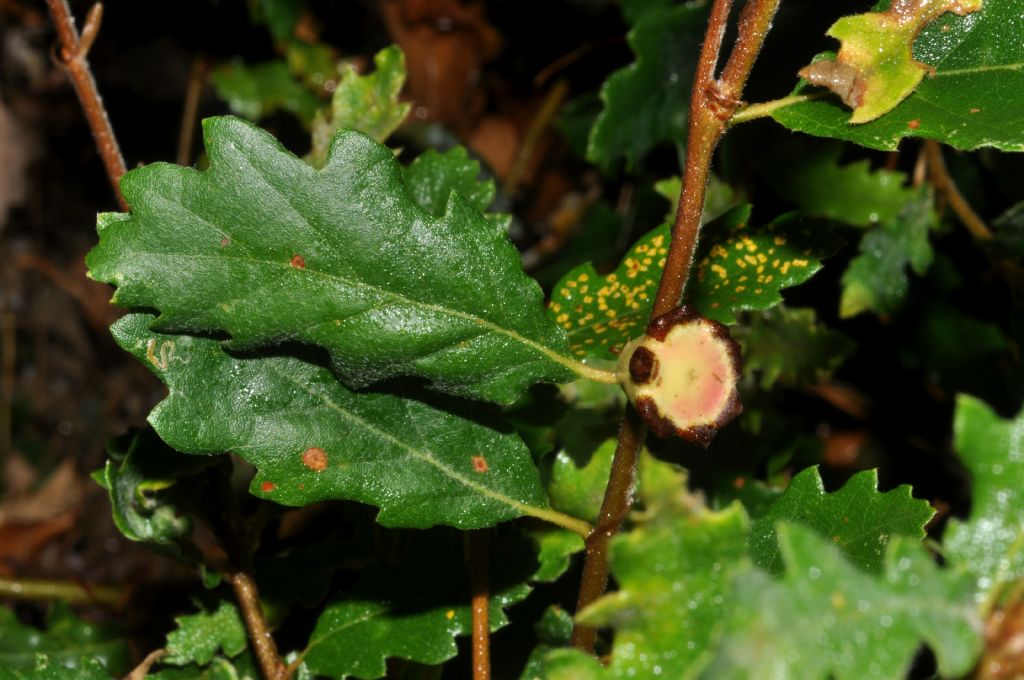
left=801, top=0, right=983, bottom=124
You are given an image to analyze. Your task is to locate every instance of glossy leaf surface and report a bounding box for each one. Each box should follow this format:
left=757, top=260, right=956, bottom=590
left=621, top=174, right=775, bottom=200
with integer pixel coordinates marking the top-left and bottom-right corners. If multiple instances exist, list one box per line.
left=549, top=206, right=840, bottom=360
left=769, top=0, right=1024, bottom=151
left=302, top=532, right=535, bottom=679
left=587, top=0, right=708, bottom=169
left=164, top=600, right=248, bottom=666
left=750, top=466, right=934, bottom=574
left=88, top=116, right=581, bottom=404
left=799, top=0, right=983, bottom=124
left=112, top=314, right=555, bottom=530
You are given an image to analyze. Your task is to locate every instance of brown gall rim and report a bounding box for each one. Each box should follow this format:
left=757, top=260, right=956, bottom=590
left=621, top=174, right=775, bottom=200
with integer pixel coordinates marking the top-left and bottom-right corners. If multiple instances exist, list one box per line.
left=634, top=305, right=744, bottom=447
left=645, top=304, right=701, bottom=341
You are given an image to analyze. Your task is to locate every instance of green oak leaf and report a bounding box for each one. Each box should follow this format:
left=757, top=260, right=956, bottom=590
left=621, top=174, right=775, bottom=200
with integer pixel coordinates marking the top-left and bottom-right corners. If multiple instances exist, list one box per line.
left=401, top=146, right=497, bottom=221
left=88, top=116, right=594, bottom=405
left=150, top=653, right=260, bottom=680
left=761, top=143, right=917, bottom=228
left=535, top=605, right=574, bottom=647
left=840, top=187, right=937, bottom=318
left=112, top=314, right=569, bottom=531
left=164, top=599, right=248, bottom=666
left=529, top=528, right=585, bottom=583
left=687, top=210, right=842, bottom=325
left=749, top=466, right=934, bottom=574
left=301, top=531, right=535, bottom=679
left=309, top=45, right=411, bottom=167
left=0, top=604, right=130, bottom=676
left=736, top=306, right=854, bottom=389
left=547, top=439, right=615, bottom=524
left=212, top=61, right=321, bottom=127
left=704, top=525, right=982, bottom=680
left=800, top=0, right=983, bottom=124
left=549, top=205, right=840, bottom=361
left=587, top=0, right=708, bottom=169
left=944, top=395, right=1024, bottom=604
left=767, top=0, right=1024, bottom=151
left=94, top=427, right=219, bottom=561
left=543, top=504, right=750, bottom=679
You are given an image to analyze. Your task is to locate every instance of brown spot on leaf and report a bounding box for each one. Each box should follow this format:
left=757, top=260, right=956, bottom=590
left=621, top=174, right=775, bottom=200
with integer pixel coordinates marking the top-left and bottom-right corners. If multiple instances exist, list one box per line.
left=261, top=481, right=276, bottom=493
left=907, top=119, right=920, bottom=129
left=970, top=107, right=981, bottom=114
left=302, top=447, right=329, bottom=472
left=290, top=254, right=306, bottom=269
left=471, top=455, right=489, bottom=473
left=220, top=237, right=230, bottom=247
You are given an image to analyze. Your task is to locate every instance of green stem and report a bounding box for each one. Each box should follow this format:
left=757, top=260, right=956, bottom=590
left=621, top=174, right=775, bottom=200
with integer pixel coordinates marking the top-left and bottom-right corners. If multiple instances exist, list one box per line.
left=521, top=505, right=593, bottom=538
left=0, top=577, right=122, bottom=606
left=570, top=0, right=782, bottom=655
left=729, top=93, right=822, bottom=125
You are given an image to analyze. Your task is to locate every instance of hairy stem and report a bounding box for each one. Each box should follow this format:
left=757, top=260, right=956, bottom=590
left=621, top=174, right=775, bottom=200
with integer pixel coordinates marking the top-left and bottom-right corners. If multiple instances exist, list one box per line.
left=466, top=530, right=491, bottom=680
left=570, top=0, right=781, bottom=654
left=0, top=576, right=122, bottom=606
left=924, top=140, right=993, bottom=241
left=45, top=0, right=128, bottom=211
left=569, top=407, right=644, bottom=651
left=230, top=572, right=284, bottom=680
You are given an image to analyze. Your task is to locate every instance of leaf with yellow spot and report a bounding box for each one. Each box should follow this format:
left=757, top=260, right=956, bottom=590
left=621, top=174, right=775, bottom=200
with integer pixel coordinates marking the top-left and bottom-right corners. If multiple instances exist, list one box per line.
left=548, top=206, right=841, bottom=360
left=689, top=210, right=843, bottom=325
left=547, top=220, right=674, bottom=362
left=799, top=0, right=983, bottom=124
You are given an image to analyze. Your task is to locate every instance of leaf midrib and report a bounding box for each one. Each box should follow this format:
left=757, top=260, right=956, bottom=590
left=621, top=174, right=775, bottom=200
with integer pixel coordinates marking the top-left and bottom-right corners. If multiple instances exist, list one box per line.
left=129, top=249, right=601, bottom=382
left=271, top=363, right=546, bottom=522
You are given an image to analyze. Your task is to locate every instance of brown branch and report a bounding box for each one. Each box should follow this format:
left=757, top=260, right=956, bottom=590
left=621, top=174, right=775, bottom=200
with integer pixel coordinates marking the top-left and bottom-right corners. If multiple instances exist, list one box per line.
left=230, top=572, right=284, bottom=680
left=177, top=56, right=209, bottom=166
left=466, top=530, right=491, bottom=680
left=123, top=649, right=167, bottom=680
left=570, top=0, right=781, bottom=655
left=569, top=406, right=644, bottom=651
left=924, top=140, right=993, bottom=241
left=45, top=0, right=128, bottom=211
